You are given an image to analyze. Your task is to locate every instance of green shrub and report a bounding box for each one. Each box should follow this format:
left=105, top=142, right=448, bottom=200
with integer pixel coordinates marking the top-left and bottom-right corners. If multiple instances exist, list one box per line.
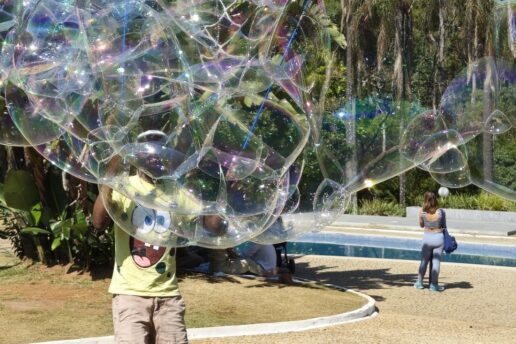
left=0, top=166, right=115, bottom=270
left=412, top=192, right=516, bottom=211
left=358, top=199, right=405, bottom=216
left=474, top=192, right=516, bottom=211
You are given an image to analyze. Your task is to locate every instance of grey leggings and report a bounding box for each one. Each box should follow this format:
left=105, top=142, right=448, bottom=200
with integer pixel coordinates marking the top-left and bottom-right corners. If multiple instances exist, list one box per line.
left=417, top=232, right=444, bottom=285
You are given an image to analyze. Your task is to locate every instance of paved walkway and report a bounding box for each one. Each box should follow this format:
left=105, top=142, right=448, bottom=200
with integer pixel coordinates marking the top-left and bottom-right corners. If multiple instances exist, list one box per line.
left=193, top=255, right=516, bottom=344
left=331, top=213, right=516, bottom=236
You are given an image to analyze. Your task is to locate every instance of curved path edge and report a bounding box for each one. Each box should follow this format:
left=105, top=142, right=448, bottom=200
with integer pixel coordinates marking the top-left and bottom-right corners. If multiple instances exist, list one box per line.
left=34, top=278, right=376, bottom=344
left=188, top=277, right=376, bottom=340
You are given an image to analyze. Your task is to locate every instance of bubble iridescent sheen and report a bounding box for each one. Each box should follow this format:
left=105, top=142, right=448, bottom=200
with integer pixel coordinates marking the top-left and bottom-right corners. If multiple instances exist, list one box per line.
left=316, top=97, right=426, bottom=199
left=0, top=0, right=331, bottom=247
left=439, top=57, right=516, bottom=201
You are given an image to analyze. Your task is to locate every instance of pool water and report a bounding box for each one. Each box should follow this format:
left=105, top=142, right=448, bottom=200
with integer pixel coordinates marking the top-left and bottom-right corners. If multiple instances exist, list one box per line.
left=286, top=232, right=516, bottom=268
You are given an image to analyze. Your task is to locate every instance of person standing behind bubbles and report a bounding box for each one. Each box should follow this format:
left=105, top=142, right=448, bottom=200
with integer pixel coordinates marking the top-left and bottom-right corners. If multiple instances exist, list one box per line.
left=414, top=191, right=446, bottom=292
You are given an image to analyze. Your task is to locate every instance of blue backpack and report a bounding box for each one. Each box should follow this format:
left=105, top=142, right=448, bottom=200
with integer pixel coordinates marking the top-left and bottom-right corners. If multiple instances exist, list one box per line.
left=440, top=209, right=458, bottom=254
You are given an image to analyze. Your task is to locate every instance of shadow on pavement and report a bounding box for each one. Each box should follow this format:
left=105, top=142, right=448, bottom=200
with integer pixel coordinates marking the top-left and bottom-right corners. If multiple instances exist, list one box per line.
left=294, top=261, right=418, bottom=291
left=442, top=281, right=473, bottom=289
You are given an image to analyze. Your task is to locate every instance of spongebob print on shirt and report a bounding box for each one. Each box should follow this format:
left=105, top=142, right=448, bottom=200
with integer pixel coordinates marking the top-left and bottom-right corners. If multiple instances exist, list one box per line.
left=107, top=177, right=181, bottom=297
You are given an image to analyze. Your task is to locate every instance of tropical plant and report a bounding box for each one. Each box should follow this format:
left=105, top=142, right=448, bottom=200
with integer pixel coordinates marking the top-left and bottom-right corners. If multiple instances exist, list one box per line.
left=412, top=191, right=516, bottom=211
left=0, top=157, right=114, bottom=270
left=357, top=198, right=406, bottom=216
left=0, top=183, right=26, bottom=259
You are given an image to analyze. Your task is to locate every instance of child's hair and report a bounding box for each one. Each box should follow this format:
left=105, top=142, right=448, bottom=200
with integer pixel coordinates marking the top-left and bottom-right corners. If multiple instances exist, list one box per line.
left=422, top=191, right=438, bottom=213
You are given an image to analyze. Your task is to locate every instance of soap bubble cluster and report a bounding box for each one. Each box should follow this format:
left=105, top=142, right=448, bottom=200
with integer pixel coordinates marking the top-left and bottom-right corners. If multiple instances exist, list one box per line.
left=311, top=57, right=515, bottom=232
left=437, top=57, right=516, bottom=199
left=0, top=0, right=329, bottom=248
left=1, top=0, right=514, bottom=248
left=308, top=2, right=516, bottom=233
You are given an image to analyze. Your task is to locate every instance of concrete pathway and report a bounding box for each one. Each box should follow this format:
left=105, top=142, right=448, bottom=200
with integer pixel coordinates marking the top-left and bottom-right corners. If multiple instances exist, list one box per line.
left=192, top=255, right=516, bottom=344
left=331, top=213, right=516, bottom=236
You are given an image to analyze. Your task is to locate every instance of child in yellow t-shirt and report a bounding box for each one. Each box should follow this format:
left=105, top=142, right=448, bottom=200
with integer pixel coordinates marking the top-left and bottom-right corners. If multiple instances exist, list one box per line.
left=92, top=130, right=197, bottom=343
left=93, top=174, right=190, bottom=344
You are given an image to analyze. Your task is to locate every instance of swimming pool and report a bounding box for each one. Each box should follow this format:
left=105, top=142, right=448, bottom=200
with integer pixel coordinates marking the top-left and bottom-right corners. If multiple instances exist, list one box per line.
left=287, top=232, right=516, bottom=267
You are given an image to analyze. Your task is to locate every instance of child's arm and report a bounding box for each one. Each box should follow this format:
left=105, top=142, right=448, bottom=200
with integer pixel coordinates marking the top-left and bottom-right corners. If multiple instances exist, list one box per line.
left=418, top=209, right=424, bottom=228
left=92, top=194, right=112, bottom=231
left=440, top=209, right=447, bottom=229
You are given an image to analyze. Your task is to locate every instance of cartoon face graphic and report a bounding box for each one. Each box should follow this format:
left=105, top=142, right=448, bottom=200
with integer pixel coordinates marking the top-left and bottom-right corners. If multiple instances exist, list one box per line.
left=130, top=206, right=172, bottom=268
left=132, top=207, right=172, bottom=235
left=130, top=237, right=166, bottom=268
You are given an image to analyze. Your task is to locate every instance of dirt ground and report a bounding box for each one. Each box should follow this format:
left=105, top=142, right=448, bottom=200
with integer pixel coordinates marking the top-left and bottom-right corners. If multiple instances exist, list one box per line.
left=180, top=273, right=366, bottom=329
left=0, top=252, right=365, bottom=344
left=194, top=255, right=516, bottom=344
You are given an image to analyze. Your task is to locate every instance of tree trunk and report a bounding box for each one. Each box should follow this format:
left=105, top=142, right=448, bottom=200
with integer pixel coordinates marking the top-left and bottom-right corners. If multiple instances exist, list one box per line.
left=509, top=3, right=516, bottom=57
left=377, top=19, right=388, bottom=73
left=394, top=10, right=404, bottom=207
left=24, top=148, right=47, bottom=206
left=377, top=14, right=388, bottom=153
left=394, top=1, right=413, bottom=208
left=481, top=10, right=496, bottom=183
left=0, top=146, right=6, bottom=181
left=343, top=0, right=358, bottom=214
left=432, top=0, right=445, bottom=110
left=313, top=51, right=335, bottom=180
left=6, top=146, right=18, bottom=171
left=482, top=60, right=494, bottom=182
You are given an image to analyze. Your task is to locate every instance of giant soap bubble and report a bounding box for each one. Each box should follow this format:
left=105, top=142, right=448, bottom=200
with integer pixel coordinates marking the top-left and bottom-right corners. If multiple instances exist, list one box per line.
left=312, top=97, right=429, bottom=227
left=2, top=0, right=515, bottom=249
left=438, top=57, right=516, bottom=201
left=0, top=0, right=331, bottom=248
left=304, top=1, right=516, bottom=238
left=258, top=96, right=465, bottom=243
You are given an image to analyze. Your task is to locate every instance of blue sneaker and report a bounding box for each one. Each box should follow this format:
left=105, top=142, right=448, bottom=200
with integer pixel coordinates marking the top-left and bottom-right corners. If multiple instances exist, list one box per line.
left=413, top=281, right=424, bottom=289
left=429, top=284, right=445, bottom=292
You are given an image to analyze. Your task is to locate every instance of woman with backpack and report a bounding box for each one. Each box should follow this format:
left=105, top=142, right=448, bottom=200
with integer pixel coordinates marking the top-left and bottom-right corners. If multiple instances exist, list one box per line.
left=414, top=191, right=446, bottom=292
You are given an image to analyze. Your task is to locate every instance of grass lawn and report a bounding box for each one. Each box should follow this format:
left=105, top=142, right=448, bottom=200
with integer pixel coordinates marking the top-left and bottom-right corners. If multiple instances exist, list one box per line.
left=0, top=253, right=367, bottom=344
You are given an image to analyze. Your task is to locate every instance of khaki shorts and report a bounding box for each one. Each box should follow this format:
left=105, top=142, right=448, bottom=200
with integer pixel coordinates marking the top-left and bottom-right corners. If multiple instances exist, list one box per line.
left=112, top=294, right=188, bottom=344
